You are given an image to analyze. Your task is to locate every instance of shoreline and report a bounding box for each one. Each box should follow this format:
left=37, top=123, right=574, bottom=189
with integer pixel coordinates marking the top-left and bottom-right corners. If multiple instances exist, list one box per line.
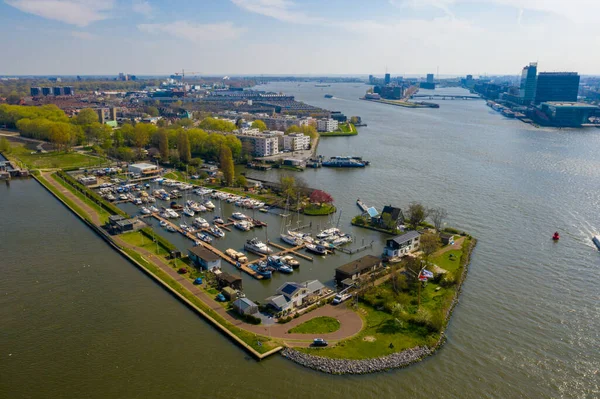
left=281, top=238, right=477, bottom=374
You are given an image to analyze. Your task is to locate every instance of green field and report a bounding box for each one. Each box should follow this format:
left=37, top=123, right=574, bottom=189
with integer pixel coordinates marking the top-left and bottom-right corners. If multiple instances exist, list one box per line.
left=320, top=123, right=357, bottom=136
left=289, top=316, right=341, bottom=334
left=7, top=142, right=105, bottom=170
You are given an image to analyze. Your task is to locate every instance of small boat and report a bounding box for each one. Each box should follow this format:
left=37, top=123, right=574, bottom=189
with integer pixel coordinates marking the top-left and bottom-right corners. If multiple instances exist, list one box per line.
left=592, top=235, right=600, bottom=250
left=234, top=221, right=253, bottom=231
left=244, top=237, right=273, bottom=255
left=140, top=207, right=151, bottom=215
left=316, top=228, right=339, bottom=239
left=250, top=218, right=267, bottom=228
left=183, top=207, right=195, bottom=217
left=324, top=94, right=333, bottom=98
left=250, top=262, right=272, bottom=279
left=166, top=225, right=177, bottom=233
left=259, top=208, right=268, bottom=213
left=281, top=234, right=302, bottom=246
left=281, top=255, right=300, bottom=268
left=203, top=200, right=216, bottom=210
left=210, top=226, right=225, bottom=238
left=231, top=212, right=247, bottom=220
left=149, top=205, right=159, bottom=213
left=306, top=243, right=328, bottom=255
left=267, top=256, right=293, bottom=274
left=197, top=232, right=213, bottom=243
left=331, top=234, right=352, bottom=246
left=193, top=217, right=209, bottom=229
left=159, top=220, right=168, bottom=227
left=119, top=194, right=127, bottom=201
left=552, top=232, right=560, bottom=241
left=213, top=216, right=224, bottom=224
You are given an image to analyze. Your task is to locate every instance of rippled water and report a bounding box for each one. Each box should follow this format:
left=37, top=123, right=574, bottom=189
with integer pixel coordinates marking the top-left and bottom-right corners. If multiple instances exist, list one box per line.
left=1, top=84, right=599, bottom=398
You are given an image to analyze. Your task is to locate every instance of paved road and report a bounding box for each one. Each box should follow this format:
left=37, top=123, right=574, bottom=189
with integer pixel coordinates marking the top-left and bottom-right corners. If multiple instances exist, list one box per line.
left=42, top=172, right=363, bottom=345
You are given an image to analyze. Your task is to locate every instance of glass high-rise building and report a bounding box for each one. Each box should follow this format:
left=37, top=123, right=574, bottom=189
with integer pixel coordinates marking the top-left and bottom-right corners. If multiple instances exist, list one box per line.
left=534, top=72, right=580, bottom=104
left=519, top=62, right=537, bottom=104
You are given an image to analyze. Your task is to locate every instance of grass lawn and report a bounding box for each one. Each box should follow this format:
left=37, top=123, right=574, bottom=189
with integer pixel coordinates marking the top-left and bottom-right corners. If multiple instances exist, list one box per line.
left=50, top=173, right=111, bottom=224
left=430, top=238, right=470, bottom=274
left=298, top=304, right=436, bottom=360
left=163, top=170, right=187, bottom=181
left=289, top=316, right=341, bottom=334
left=7, top=142, right=105, bottom=170
left=320, top=123, right=357, bottom=137
left=303, top=203, right=336, bottom=216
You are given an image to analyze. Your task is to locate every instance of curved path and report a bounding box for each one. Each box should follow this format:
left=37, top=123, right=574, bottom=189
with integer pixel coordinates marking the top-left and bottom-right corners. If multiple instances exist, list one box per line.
left=41, top=172, right=363, bottom=346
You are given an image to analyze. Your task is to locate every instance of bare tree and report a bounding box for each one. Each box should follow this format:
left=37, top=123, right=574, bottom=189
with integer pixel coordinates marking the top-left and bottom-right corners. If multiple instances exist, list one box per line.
left=429, top=207, right=448, bottom=231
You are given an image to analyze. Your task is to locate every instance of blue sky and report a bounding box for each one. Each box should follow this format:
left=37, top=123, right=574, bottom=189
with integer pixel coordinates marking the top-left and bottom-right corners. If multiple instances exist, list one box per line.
left=0, top=0, right=598, bottom=76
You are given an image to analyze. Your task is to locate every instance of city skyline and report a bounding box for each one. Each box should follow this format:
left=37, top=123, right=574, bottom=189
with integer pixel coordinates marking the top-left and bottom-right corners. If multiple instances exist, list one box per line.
left=1, top=0, right=599, bottom=76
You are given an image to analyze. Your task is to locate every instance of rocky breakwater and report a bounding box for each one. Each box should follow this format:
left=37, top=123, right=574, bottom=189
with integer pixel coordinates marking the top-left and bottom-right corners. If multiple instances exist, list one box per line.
left=281, top=340, right=442, bottom=375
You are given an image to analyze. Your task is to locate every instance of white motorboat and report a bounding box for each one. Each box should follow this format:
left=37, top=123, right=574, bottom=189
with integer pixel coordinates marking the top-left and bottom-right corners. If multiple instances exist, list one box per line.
left=159, top=220, right=168, bottom=227
left=149, top=206, right=159, bottom=213
left=210, top=226, right=225, bottom=238
left=306, top=243, right=328, bottom=255
left=244, top=237, right=273, bottom=255
left=281, top=255, right=300, bottom=268
left=281, top=234, right=302, bottom=246
left=166, top=225, right=177, bottom=233
left=234, top=221, right=252, bottom=231
left=203, top=200, right=216, bottom=210
left=316, top=228, right=340, bottom=239
left=231, top=212, right=247, bottom=220
left=183, top=207, right=195, bottom=217
left=331, top=234, right=352, bottom=246
left=140, top=207, right=151, bottom=215
left=193, top=217, right=209, bottom=229
left=197, top=232, right=213, bottom=243
left=213, top=216, right=224, bottom=224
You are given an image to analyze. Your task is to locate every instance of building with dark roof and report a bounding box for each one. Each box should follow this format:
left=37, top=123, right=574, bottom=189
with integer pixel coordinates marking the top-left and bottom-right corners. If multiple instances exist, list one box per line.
left=265, top=280, right=326, bottom=312
left=215, top=272, right=242, bottom=290
left=534, top=72, right=580, bottom=104
left=383, top=231, right=421, bottom=259
left=377, top=205, right=404, bottom=229
left=335, top=255, right=382, bottom=286
left=188, top=246, right=221, bottom=271
left=538, top=102, right=599, bottom=127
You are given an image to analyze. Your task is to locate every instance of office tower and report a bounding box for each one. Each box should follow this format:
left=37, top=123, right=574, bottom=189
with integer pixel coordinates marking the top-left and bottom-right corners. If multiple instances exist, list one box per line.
left=535, top=72, right=580, bottom=104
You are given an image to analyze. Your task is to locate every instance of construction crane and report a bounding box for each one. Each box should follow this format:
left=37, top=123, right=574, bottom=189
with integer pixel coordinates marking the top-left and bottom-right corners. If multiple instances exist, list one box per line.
left=173, top=69, right=201, bottom=96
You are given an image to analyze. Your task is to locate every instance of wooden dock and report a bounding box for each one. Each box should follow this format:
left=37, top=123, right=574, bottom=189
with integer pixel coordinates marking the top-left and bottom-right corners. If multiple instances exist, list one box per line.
left=337, top=240, right=374, bottom=255
left=267, top=241, right=313, bottom=261
left=150, top=213, right=263, bottom=280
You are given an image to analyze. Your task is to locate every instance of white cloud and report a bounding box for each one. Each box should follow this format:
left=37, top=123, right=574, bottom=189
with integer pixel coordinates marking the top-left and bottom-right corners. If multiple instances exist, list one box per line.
left=5, top=0, right=115, bottom=27
left=137, top=21, right=245, bottom=42
left=70, top=30, right=97, bottom=40
left=231, top=0, right=323, bottom=24
left=132, top=0, right=152, bottom=18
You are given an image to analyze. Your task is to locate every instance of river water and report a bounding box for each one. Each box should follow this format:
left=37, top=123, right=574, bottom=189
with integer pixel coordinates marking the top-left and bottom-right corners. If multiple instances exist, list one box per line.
left=1, top=84, right=599, bottom=398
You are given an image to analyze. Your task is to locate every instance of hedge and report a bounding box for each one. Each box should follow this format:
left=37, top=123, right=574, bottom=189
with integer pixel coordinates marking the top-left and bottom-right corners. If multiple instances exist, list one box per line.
left=140, top=227, right=178, bottom=253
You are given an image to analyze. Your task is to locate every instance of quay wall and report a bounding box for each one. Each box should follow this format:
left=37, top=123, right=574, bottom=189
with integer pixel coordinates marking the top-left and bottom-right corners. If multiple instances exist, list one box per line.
left=33, top=173, right=283, bottom=361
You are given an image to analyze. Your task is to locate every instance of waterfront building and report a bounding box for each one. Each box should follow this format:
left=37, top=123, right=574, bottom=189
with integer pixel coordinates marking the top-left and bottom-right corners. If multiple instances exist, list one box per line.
left=335, top=255, right=382, bottom=287
left=128, top=163, right=159, bottom=176
left=283, top=133, right=310, bottom=151
left=534, top=72, right=580, bottom=104
left=236, top=131, right=281, bottom=157
left=265, top=280, right=326, bottom=312
left=188, top=246, right=221, bottom=271
left=317, top=118, right=338, bottom=132
left=519, top=62, right=537, bottom=105
left=537, top=102, right=600, bottom=127
left=383, top=231, right=421, bottom=259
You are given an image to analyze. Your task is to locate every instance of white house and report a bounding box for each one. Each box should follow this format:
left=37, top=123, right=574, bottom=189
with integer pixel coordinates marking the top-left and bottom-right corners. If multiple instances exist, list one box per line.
left=383, top=231, right=421, bottom=259
left=283, top=133, right=310, bottom=151
left=128, top=163, right=159, bottom=176
left=317, top=118, right=338, bottom=132
left=265, top=280, right=325, bottom=312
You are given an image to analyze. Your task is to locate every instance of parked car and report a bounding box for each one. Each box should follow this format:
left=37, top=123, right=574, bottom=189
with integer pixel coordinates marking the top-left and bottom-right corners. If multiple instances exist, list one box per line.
left=312, top=338, right=328, bottom=347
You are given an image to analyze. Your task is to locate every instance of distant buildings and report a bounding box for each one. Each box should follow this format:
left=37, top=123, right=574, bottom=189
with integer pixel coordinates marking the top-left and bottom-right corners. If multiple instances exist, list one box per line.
left=420, top=74, right=436, bottom=89
left=373, top=85, right=404, bottom=99
left=519, top=62, right=537, bottom=104
left=52, top=87, right=63, bottom=96
left=41, top=87, right=52, bottom=96
left=384, top=73, right=391, bottom=85
left=30, top=87, right=41, bottom=96
left=317, top=118, right=338, bottom=132
left=534, top=72, right=580, bottom=104
left=427, top=74, right=434, bottom=83
left=32, top=86, right=74, bottom=97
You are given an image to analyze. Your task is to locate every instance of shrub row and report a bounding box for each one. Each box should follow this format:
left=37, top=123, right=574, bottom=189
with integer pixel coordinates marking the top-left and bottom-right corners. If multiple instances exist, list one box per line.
left=140, top=227, right=178, bottom=253
left=56, top=170, right=128, bottom=218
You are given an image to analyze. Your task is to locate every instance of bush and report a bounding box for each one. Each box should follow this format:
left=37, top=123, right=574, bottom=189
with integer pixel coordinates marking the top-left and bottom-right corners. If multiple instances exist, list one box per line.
left=242, top=314, right=261, bottom=325
left=443, top=227, right=460, bottom=234
left=140, top=227, right=177, bottom=253
left=277, top=316, right=293, bottom=324
left=352, top=215, right=366, bottom=225
left=293, top=313, right=300, bottom=319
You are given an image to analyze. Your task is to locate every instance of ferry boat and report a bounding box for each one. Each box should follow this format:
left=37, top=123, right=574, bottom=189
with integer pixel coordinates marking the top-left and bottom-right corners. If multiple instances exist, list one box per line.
left=322, top=156, right=367, bottom=168
left=231, top=212, right=248, bottom=220
left=244, top=238, right=273, bottom=255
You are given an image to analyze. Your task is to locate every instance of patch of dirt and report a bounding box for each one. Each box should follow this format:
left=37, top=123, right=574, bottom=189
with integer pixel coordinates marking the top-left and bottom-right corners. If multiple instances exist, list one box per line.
left=363, top=336, right=376, bottom=342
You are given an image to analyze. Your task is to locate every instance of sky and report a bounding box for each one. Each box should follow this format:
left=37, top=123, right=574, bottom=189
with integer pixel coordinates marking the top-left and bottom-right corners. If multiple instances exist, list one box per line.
left=0, top=0, right=599, bottom=76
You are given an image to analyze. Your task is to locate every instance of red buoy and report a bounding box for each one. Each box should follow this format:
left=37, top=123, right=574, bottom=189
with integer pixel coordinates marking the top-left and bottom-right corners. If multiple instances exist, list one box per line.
left=552, top=232, right=560, bottom=241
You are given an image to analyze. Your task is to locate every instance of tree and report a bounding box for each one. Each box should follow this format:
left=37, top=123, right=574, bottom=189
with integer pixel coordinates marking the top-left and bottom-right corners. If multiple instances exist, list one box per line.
left=177, top=130, right=191, bottom=163
left=158, top=129, right=169, bottom=162
left=115, top=146, right=134, bottom=162
left=429, top=207, right=448, bottom=231
left=279, top=175, right=296, bottom=199
left=144, top=106, right=159, bottom=117
left=219, top=145, right=234, bottom=186
left=253, top=119, right=267, bottom=131
left=235, top=174, right=247, bottom=188
left=420, top=233, right=441, bottom=264
left=407, top=202, right=428, bottom=227
left=309, top=189, right=334, bottom=204
left=76, top=108, right=98, bottom=126
left=350, top=116, right=359, bottom=124
left=132, top=123, right=155, bottom=155
left=0, top=137, right=10, bottom=153
left=49, top=122, right=73, bottom=152
left=6, top=91, right=21, bottom=105
left=381, top=213, right=396, bottom=230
